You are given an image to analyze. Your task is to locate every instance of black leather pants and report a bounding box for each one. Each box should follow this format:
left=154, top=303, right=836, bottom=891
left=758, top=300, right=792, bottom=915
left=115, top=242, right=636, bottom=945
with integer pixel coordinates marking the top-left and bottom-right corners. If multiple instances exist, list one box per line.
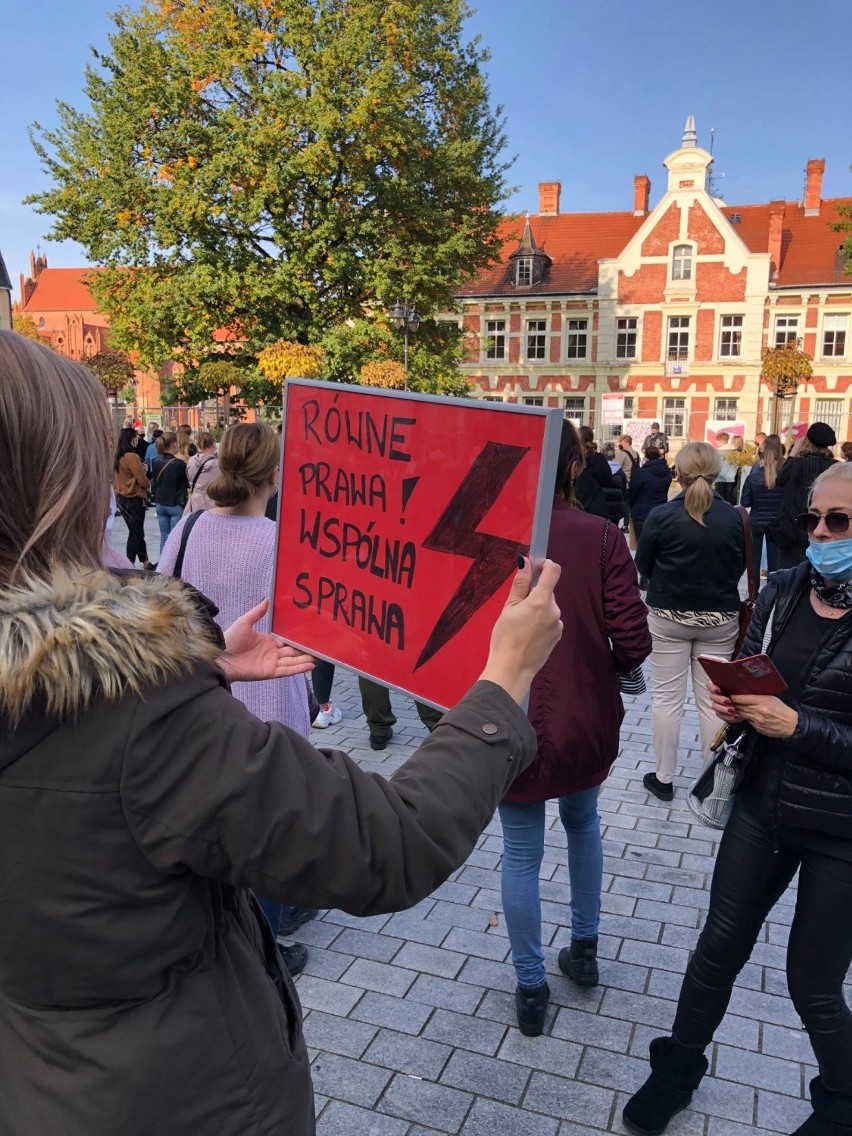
left=672, top=805, right=852, bottom=1093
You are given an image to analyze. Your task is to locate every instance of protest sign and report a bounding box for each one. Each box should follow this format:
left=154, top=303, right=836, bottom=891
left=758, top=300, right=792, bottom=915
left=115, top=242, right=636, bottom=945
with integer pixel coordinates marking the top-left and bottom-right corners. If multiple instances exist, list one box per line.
left=602, top=393, right=625, bottom=426
left=623, top=418, right=656, bottom=451
left=705, top=421, right=746, bottom=446
left=271, top=381, right=562, bottom=710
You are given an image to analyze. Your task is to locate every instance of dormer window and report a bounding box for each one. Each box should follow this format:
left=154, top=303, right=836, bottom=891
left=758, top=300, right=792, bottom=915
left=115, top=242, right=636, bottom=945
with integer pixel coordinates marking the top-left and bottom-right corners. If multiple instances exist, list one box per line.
left=672, top=245, right=693, bottom=281
left=516, top=258, right=533, bottom=287
left=508, top=216, right=551, bottom=290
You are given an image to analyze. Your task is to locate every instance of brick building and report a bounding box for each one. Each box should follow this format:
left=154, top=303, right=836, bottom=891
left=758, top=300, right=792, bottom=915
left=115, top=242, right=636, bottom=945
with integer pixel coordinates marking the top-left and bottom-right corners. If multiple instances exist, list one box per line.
left=453, top=117, right=852, bottom=446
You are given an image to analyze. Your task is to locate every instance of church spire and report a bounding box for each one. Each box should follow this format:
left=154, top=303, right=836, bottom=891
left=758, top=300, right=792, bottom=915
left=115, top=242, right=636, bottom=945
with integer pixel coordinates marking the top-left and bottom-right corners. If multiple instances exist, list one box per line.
left=682, top=114, right=698, bottom=148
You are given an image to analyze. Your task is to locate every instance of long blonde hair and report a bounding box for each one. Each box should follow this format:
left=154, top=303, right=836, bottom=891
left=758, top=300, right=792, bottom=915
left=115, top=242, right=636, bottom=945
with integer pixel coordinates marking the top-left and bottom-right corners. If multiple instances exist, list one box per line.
left=676, top=442, right=722, bottom=526
left=176, top=423, right=194, bottom=461
left=0, top=330, right=111, bottom=585
left=762, top=434, right=784, bottom=491
left=207, top=423, right=279, bottom=507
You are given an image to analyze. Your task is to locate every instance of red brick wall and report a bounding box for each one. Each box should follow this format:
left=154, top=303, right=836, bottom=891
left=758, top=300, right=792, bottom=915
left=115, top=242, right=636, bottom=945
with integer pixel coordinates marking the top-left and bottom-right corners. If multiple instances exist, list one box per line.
left=641, top=310, right=663, bottom=362
left=619, top=264, right=668, bottom=304
left=688, top=203, right=725, bottom=253
left=695, top=309, right=716, bottom=362
left=641, top=202, right=680, bottom=256
left=696, top=263, right=746, bottom=302
left=690, top=395, right=711, bottom=440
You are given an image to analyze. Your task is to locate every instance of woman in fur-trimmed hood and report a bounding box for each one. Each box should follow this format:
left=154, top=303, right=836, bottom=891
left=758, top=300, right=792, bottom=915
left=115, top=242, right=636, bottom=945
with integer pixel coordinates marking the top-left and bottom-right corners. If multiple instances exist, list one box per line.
left=0, top=331, right=562, bottom=1136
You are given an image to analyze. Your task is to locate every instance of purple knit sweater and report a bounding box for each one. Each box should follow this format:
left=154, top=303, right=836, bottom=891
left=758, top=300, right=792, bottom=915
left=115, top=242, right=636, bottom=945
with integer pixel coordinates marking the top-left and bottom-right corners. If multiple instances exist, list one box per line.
left=158, top=511, right=310, bottom=736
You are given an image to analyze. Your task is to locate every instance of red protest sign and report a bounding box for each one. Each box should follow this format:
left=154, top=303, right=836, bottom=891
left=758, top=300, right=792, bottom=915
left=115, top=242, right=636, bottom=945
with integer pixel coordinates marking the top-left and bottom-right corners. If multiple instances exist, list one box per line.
left=271, top=380, right=562, bottom=710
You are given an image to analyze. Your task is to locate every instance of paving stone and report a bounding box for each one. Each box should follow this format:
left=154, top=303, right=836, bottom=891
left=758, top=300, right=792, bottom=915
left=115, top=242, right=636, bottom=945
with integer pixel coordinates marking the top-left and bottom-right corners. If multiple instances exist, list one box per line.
left=310, top=1050, right=392, bottom=1108
left=552, top=1005, right=632, bottom=1053
left=363, top=1027, right=452, bottom=1081
left=383, top=911, right=451, bottom=946
left=341, top=958, right=418, bottom=997
left=332, top=927, right=404, bottom=963
left=394, top=941, right=467, bottom=979
left=440, top=927, right=511, bottom=963
left=301, top=947, right=355, bottom=981
left=497, top=1030, right=582, bottom=1077
left=761, top=1023, right=816, bottom=1064
left=323, top=909, right=392, bottom=933
left=461, top=1097, right=559, bottom=1136
left=302, top=1010, right=378, bottom=1059
left=316, top=1100, right=410, bottom=1136
left=423, top=1008, right=507, bottom=1057
left=618, top=938, right=691, bottom=972
left=440, top=1048, right=530, bottom=1105
left=715, top=1043, right=802, bottom=1095
left=457, top=957, right=515, bottom=995
left=685, top=1074, right=756, bottom=1123
left=351, top=991, right=433, bottom=1036
left=521, top=1071, right=615, bottom=1129
left=379, top=1074, right=473, bottom=1134
left=407, top=973, right=485, bottom=1014
left=296, top=974, right=365, bottom=1016
left=578, top=1045, right=652, bottom=1093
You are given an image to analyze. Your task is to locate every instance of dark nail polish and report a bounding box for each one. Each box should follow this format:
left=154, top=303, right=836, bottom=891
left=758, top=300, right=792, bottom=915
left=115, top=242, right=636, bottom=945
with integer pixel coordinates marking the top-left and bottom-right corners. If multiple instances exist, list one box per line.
left=517, top=555, right=526, bottom=570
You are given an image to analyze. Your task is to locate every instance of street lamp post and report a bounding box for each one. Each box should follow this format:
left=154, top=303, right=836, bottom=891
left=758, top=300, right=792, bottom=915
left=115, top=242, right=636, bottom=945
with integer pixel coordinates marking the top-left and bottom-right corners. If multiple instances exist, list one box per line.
left=390, top=300, right=421, bottom=390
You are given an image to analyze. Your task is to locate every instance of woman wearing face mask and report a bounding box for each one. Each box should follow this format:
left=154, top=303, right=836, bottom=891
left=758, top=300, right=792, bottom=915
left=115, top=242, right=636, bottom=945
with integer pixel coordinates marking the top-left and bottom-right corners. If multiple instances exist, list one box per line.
left=623, top=460, right=852, bottom=1136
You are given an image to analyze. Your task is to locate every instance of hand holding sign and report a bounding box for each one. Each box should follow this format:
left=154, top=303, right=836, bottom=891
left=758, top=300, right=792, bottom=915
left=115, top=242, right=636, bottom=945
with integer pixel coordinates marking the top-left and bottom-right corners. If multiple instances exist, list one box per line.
left=480, top=558, right=563, bottom=705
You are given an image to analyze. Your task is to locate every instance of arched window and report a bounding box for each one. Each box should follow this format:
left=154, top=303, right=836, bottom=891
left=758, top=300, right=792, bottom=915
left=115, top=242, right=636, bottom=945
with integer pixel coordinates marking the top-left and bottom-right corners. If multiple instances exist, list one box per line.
left=38, top=317, right=46, bottom=328
left=672, top=244, right=693, bottom=281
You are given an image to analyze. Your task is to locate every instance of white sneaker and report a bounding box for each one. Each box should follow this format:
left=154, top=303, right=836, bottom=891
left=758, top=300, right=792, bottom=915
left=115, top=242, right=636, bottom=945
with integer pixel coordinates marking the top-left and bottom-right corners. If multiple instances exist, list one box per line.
left=313, top=703, right=342, bottom=728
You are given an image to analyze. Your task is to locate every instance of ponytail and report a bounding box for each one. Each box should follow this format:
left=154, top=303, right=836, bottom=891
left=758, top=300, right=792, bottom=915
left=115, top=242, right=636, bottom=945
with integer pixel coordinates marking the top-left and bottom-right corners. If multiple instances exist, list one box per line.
left=675, top=442, right=722, bottom=527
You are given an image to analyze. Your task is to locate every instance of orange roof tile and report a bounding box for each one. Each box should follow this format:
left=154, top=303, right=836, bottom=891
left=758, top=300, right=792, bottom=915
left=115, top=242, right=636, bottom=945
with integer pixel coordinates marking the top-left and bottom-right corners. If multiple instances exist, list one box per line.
left=458, top=212, right=646, bottom=296
left=22, top=267, right=104, bottom=312
left=458, top=198, right=852, bottom=297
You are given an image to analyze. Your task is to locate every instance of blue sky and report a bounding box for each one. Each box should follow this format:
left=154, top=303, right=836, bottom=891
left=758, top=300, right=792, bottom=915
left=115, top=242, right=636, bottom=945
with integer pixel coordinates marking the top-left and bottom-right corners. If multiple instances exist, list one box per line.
left=2, top=0, right=851, bottom=295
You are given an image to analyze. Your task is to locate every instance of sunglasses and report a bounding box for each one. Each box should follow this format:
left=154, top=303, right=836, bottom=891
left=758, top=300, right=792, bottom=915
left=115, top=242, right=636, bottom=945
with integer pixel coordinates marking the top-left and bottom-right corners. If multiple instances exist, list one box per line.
left=796, top=511, right=852, bottom=535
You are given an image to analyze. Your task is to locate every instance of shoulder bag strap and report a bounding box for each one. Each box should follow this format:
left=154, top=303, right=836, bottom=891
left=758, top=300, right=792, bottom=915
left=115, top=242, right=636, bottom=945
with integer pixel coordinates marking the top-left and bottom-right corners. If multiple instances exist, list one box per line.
left=599, top=519, right=611, bottom=606
left=172, top=511, right=203, bottom=580
left=190, top=456, right=215, bottom=494
left=735, top=505, right=757, bottom=605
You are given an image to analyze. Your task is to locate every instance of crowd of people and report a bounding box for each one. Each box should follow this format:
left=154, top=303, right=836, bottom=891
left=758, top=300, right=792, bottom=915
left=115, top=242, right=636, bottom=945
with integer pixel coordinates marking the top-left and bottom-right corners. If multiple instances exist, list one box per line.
left=2, top=327, right=851, bottom=1136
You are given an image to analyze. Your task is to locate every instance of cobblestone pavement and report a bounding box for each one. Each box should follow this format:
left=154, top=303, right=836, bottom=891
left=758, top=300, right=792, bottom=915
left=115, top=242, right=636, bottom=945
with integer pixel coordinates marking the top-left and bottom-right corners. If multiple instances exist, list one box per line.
left=112, top=510, right=828, bottom=1135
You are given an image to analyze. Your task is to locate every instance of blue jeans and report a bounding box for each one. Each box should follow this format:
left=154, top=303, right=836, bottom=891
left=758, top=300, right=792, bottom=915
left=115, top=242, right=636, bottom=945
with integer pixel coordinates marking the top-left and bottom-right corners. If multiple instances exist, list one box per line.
left=156, top=504, right=184, bottom=552
left=498, top=787, right=603, bottom=989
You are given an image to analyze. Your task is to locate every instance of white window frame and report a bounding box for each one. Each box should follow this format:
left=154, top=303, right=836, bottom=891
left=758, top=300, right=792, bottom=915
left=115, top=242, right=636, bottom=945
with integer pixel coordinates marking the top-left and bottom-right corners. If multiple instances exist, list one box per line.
left=814, top=398, right=844, bottom=436
left=522, top=396, right=544, bottom=407
left=719, top=315, right=743, bottom=359
left=616, top=317, right=638, bottom=360
left=714, top=397, right=739, bottom=422
left=565, top=318, right=588, bottom=360
left=608, top=395, right=636, bottom=439
left=484, top=319, right=506, bottom=361
left=562, top=396, right=585, bottom=422
left=516, top=258, right=533, bottom=287
left=663, top=397, right=687, bottom=439
left=667, top=316, right=691, bottom=360
left=482, top=395, right=504, bottom=402
left=671, top=244, right=693, bottom=281
left=822, top=313, right=848, bottom=358
left=525, top=318, right=547, bottom=361
left=774, top=314, right=800, bottom=348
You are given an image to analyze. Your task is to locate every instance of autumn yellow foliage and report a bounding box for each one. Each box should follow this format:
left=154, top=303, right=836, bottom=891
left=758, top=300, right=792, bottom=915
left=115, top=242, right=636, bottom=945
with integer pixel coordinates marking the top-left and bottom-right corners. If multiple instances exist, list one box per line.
left=359, top=360, right=406, bottom=390
left=257, top=340, right=324, bottom=380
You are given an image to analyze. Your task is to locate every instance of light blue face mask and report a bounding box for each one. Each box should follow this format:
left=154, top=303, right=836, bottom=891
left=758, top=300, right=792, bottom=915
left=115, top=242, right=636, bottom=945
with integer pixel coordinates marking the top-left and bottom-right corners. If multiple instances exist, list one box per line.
left=806, top=537, right=852, bottom=582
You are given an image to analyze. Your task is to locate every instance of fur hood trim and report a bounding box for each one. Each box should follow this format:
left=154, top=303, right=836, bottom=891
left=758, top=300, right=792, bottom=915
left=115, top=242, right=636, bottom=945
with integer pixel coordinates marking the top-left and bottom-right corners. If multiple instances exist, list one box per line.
left=0, top=568, right=222, bottom=723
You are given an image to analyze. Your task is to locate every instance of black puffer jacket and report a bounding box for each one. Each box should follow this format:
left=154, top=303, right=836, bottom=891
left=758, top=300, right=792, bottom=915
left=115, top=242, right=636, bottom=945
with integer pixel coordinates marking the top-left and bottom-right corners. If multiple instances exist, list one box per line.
left=738, top=564, right=852, bottom=841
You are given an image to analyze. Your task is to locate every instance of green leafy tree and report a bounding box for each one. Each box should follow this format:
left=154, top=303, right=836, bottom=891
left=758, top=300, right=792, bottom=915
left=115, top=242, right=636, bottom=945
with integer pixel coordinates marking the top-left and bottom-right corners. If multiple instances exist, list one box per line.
left=85, top=347, right=136, bottom=394
left=28, top=0, right=510, bottom=371
left=13, top=314, right=50, bottom=344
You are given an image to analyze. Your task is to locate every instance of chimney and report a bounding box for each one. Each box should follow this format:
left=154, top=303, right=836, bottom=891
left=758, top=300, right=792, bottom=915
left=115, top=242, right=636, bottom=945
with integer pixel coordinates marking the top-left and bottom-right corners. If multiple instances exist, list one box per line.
left=538, top=181, right=561, bottom=216
left=633, top=174, right=651, bottom=216
left=804, top=158, right=824, bottom=215
left=768, top=200, right=785, bottom=281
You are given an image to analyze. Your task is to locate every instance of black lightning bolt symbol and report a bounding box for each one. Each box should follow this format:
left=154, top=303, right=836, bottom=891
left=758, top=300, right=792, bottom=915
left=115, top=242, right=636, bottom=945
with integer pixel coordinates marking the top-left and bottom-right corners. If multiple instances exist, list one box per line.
left=414, top=441, right=530, bottom=671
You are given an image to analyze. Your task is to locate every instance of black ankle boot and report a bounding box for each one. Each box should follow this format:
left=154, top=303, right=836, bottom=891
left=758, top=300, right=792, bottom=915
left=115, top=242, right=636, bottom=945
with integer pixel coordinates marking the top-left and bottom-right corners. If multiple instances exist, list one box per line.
left=558, top=936, right=599, bottom=987
left=792, top=1077, right=852, bottom=1134
left=515, top=981, right=549, bottom=1037
left=622, top=1036, right=708, bottom=1135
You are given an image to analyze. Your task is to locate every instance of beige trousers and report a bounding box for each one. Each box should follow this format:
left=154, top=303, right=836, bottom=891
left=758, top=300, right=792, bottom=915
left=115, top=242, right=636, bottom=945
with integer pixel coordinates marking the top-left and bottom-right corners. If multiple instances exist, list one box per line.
left=648, top=611, right=740, bottom=784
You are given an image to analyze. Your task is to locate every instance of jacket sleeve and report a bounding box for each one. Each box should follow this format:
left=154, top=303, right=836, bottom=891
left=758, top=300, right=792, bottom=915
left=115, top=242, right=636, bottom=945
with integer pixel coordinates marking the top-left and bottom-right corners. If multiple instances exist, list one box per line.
left=634, top=508, right=660, bottom=578
left=790, top=710, right=852, bottom=772
left=627, top=470, right=643, bottom=507
left=129, top=454, right=150, bottom=492
left=604, top=531, right=652, bottom=672
left=741, top=470, right=754, bottom=509
left=119, top=673, right=537, bottom=916
left=776, top=457, right=799, bottom=490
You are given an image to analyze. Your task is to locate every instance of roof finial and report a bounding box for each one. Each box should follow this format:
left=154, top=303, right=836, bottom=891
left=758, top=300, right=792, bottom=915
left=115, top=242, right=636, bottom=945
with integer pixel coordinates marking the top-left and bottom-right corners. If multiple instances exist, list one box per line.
left=682, top=115, right=697, bottom=148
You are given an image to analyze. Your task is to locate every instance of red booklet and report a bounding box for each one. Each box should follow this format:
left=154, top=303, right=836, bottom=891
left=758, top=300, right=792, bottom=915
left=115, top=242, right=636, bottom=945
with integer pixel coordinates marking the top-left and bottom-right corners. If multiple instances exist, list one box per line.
left=698, top=653, right=788, bottom=697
